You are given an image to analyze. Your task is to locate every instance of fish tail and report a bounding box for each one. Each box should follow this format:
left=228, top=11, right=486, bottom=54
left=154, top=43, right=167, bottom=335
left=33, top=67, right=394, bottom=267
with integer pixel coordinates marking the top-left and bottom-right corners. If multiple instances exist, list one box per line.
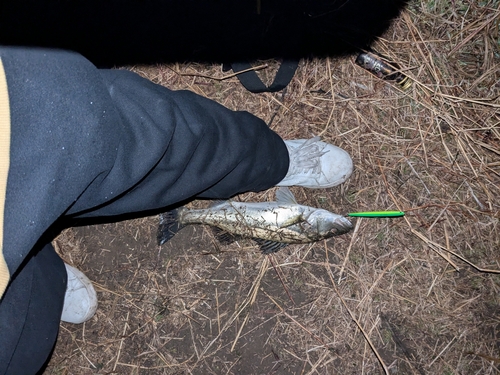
left=157, top=210, right=184, bottom=245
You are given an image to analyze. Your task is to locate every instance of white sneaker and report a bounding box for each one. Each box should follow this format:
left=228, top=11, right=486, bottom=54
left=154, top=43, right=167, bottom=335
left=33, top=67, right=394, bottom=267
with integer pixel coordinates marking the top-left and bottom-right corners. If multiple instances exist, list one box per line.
left=277, top=137, right=353, bottom=188
left=61, top=263, right=98, bottom=324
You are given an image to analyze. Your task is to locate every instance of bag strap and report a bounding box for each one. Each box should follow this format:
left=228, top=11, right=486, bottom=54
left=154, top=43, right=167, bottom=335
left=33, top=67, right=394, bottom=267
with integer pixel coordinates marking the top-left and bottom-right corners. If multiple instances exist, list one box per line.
left=226, top=60, right=299, bottom=93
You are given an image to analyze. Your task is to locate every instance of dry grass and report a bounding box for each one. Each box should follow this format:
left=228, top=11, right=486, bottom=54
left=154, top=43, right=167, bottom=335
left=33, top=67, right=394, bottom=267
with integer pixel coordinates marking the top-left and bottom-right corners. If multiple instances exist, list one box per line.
left=47, top=1, right=499, bottom=374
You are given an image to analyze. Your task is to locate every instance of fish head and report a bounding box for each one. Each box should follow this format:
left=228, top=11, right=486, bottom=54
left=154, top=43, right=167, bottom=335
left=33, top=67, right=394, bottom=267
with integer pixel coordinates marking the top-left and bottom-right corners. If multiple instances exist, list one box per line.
left=305, top=209, right=354, bottom=238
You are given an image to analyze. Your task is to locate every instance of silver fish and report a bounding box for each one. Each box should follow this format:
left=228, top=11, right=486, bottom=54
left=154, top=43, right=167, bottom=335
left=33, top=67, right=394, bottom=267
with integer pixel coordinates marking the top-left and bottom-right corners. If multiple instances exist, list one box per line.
left=157, top=187, right=353, bottom=253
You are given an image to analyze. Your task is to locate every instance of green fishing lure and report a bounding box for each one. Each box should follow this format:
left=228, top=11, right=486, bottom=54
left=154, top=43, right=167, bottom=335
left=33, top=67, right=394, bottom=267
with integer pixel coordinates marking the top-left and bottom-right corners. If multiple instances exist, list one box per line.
left=347, top=211, right=405, bottom=218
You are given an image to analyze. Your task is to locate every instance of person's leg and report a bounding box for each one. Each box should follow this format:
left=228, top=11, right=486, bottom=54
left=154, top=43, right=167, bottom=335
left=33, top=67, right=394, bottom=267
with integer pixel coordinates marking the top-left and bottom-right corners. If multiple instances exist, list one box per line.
left=2, top=46, right=290, bottom=274
left=67, top=68, right=290, bottom=218
left=0, top=47, right=290, bottom=374
left=0, top=243, right=66, bottom=375
left=0, top=47, right=350, bottom=374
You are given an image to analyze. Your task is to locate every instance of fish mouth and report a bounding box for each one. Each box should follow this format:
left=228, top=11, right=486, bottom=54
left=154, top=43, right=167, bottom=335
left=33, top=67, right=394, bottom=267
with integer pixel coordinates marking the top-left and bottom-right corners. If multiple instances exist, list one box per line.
left=330, top=217, right=354, bottom=235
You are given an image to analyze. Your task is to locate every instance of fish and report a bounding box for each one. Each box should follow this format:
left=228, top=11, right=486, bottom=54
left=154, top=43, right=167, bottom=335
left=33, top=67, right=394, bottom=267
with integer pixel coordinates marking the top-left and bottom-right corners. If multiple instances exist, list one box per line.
left=157, top=187, right=353, bottom=254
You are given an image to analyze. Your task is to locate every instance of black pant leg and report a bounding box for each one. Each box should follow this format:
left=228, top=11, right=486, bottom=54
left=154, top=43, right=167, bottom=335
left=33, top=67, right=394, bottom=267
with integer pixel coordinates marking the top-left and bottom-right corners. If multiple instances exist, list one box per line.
left=68, top=68, right=290, bottom=217
left=0, top=243, right=66, bottom=375
left=2, top=47, right=288, bottom=274
left=0, top=48, right=289, bottom=375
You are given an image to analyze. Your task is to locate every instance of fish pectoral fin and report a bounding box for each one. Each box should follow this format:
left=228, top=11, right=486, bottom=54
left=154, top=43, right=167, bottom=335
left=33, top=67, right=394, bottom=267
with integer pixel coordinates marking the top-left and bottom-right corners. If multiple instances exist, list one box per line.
left=212, top=227, right=243, bottom=245
left=275, top=187, right=298, bottom=205
left=253, top=238, right=289, bottom=254
left=157, top=210, right=185, bottom=245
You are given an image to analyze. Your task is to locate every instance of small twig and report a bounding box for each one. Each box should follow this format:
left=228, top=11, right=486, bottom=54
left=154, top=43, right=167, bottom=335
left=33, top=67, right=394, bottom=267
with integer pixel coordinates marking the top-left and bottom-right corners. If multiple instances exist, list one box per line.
left=304, top=350, right=331, bottom=375
left=464, top=180, right=486, bottom=210
left=224, top=357, right=241, bottom=375
left=194, top=257, right=269, bottom=366
left=448, top=11, right=500, bottom=56
left=113, top=311, right=130, bottom=372
left=230, top=313, right=250, bottom=352
left=326, top=268, right=390, bottom=375
left=59, top=325, right=98, bottom=370
left=410, top=228, right=460, bottom=271
left=428, top=332, right=463, bottom=367
left=455, top=243, right=500, bottom=274
left=356, top=259, right=394, bottom=308
left=318, top=57, right=336, bottom=137
left=378, top=161, right=466, bottom=272
left=215, top=287, right=221, bottom=335
left=427, top=201, right=451, bottom=232
left=268, top=254, right=295, bottom=305
left=188, top=318, right=200, bottom=360
left=406, top=159, right=431, bottom=195
left=466, top=352, right=500, bottom=364
left=263, top=290, right=328, bottom=347
left=338, top=218, right=362, bottom=284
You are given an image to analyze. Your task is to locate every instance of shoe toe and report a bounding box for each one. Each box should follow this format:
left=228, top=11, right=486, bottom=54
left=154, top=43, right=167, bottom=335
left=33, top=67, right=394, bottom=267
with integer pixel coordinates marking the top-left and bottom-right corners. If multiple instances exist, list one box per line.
left=278, top=138, right=353, bottom=189
left=61, top=264, right=98, bottom=324
left=321, top=145, right=353, bottom=187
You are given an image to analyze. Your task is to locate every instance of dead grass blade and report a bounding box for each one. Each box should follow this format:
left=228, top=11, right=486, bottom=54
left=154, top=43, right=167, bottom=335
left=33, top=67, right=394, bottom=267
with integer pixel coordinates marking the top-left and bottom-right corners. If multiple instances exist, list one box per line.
left=326, top=265, right=390, bottom=375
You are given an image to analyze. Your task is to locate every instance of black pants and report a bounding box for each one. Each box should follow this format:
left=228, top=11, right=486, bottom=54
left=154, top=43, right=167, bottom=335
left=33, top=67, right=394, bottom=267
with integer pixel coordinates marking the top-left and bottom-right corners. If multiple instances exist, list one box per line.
left=0, top=47, right=289, bottom=374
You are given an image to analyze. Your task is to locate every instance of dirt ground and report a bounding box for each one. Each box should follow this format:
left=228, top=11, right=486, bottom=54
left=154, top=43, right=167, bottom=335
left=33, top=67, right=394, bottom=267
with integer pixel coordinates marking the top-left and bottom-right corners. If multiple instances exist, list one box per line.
left=45, top=1, right=499, bottom=374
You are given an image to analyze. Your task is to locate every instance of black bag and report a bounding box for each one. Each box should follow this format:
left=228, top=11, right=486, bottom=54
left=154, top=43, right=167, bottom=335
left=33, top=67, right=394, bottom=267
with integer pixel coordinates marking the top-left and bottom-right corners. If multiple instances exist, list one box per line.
left=0, top=0, right=408, bottom=91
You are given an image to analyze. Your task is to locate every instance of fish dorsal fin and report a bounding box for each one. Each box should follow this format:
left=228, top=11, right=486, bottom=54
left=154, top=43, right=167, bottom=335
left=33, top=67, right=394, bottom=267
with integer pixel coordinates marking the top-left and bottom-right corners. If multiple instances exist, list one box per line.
left=275, top=187, right=298, bottom=205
